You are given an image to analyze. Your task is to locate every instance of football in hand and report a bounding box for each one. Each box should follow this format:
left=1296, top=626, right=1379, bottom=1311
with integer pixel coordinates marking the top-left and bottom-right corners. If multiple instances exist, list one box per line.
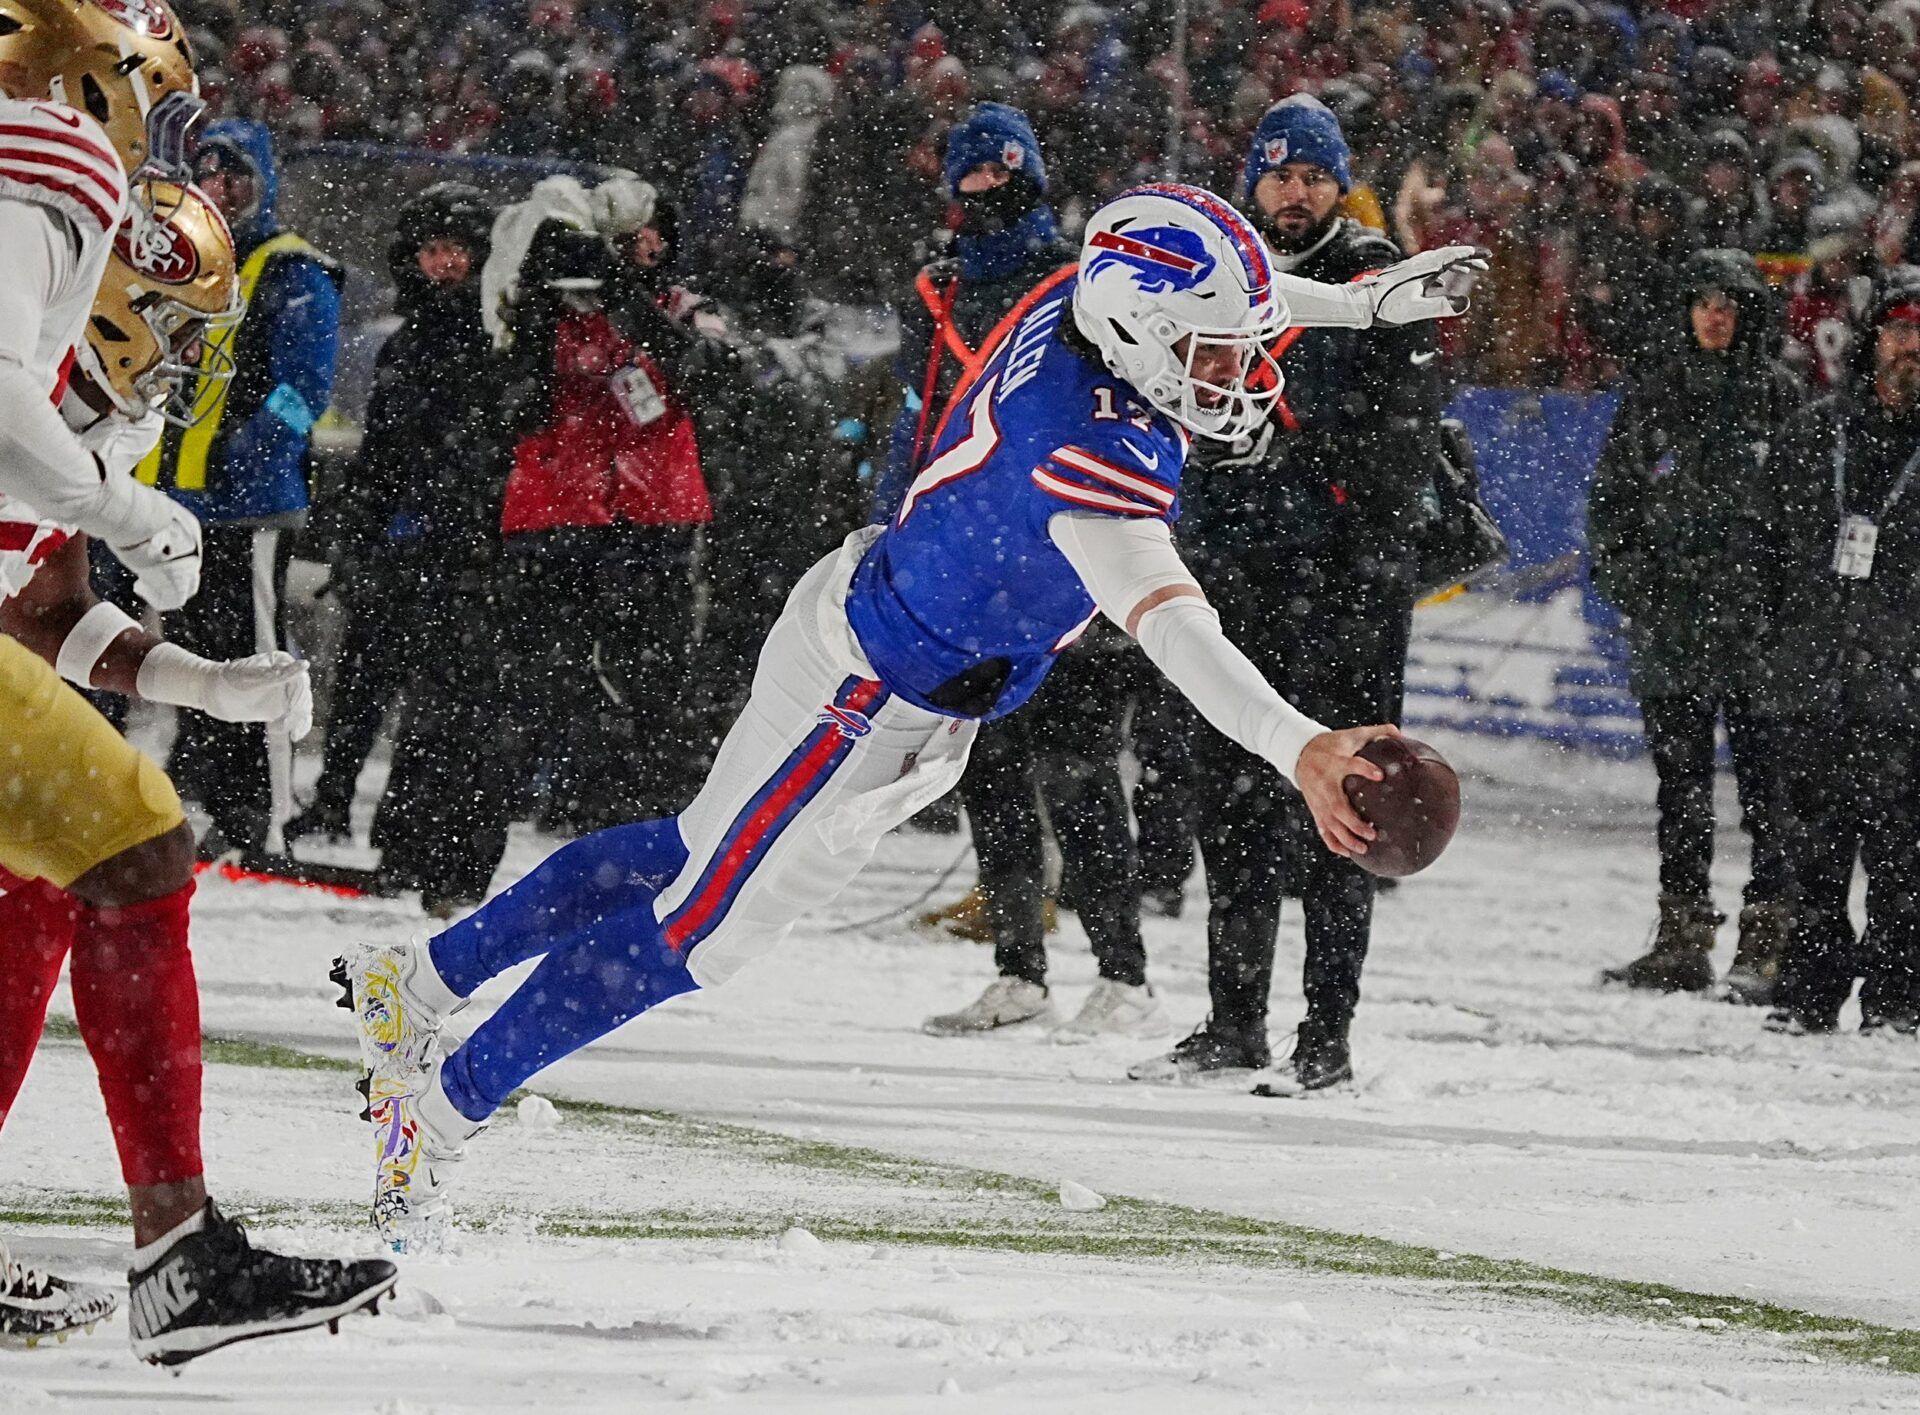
left=1343, top=735, right=1460, bottom=878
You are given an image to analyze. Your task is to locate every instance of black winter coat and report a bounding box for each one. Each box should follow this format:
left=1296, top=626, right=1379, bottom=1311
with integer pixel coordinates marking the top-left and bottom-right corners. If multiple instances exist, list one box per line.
left=1587, top=349, right=1803, bottom=698
left=1766, top=391, right=1920, bottom=722
left=1183, top=218, right=1443, bottom=570
left=340, top=284, right=502, bottom=586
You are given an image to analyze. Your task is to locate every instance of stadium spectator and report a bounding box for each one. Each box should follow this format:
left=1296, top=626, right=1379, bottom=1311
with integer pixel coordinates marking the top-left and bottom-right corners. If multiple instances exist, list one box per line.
left=1764, top=268, right=1920, bottom=1037
left=144, top=118, right=340, bottom=859
left=286, top=185, right=498, bottom=870
left=1589, top=249, right=1804, bottom=1003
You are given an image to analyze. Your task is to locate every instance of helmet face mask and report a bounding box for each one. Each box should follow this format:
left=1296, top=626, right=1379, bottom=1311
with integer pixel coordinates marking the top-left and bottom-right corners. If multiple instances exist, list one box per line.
left=1072, top=183, right=1290, bottom=442
left=80, top=179, right=240, bottom=426
left=0, top=0, right=201, bottom=181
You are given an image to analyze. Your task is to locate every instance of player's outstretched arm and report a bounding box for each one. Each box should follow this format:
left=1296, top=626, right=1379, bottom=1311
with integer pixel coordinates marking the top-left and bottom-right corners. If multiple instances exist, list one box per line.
left=1272, top=245, right=1488, bottom=330
left=0, top=534, right=312, bottom=739
left=1049, top=511, right=1393, bottom=857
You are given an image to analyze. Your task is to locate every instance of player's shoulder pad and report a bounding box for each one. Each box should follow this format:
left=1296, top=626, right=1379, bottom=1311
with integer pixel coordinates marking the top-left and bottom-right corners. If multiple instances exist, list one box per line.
left=1028, top=392, right=1184, bottom=520
left=0, top=97, right=130, bottom=246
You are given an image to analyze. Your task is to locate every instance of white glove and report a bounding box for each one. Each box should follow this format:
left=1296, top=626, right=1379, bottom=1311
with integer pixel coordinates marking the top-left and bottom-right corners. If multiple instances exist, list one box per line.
left=1358, top=245, right=1488, bottom=326
left=101, top=482, right=204, bottom=611
left=135, top=644, right=314, bottom=740
left=75, top=409, right=165, bottom=479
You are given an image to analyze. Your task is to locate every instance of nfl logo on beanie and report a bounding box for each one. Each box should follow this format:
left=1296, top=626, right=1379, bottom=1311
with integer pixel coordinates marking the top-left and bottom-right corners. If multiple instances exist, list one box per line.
left=1243, top=95, right=1352, bottom=199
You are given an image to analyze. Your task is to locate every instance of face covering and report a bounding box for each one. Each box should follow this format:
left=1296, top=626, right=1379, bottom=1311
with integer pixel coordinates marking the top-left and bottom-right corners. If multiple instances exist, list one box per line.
left=956, top=176, right=1040, bottom=237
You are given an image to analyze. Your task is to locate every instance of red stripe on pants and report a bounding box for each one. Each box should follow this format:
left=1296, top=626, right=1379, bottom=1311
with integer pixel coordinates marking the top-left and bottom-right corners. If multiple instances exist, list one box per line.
left=664, top=680, right=886, bottom=951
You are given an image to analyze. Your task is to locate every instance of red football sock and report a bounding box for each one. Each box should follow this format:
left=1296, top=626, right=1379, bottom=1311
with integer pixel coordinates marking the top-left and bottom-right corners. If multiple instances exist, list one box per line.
left=0, top=878, right=79, bottom=1129
left=68, top=883, right=204, bottom=1187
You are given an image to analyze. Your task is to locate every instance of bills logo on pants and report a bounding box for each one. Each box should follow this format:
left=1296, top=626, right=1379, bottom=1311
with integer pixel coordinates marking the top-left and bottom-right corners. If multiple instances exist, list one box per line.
left=654, top=544, right=976, bottom=987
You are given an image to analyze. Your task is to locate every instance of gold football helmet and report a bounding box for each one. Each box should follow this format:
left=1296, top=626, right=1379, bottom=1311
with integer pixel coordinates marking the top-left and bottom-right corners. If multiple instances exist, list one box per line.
left=0, top=0, right=201, bottom=178
left=79, top=179, right=240, bottom=426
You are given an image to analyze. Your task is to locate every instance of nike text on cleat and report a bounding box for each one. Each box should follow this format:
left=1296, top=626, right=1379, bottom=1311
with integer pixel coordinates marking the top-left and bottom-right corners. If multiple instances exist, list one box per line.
left=126, top=1203, right=395, bottom=1366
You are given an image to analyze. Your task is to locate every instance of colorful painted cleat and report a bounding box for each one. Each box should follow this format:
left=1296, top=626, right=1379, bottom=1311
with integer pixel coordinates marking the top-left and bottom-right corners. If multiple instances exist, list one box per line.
left=335, top=941, right=468, bottom=1081
left=368, top=1063, right=483, bottom=1254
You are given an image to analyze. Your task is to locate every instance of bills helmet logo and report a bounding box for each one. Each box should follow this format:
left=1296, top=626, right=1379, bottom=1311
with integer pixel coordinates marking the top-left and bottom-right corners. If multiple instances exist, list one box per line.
left=1084, top=224, right=1218, bottom=295
left=818, top=704, right=874, bottom=740
left=115, top=208, right=198, bottom=283
left=91, top=0, right=175, bottom=40
left=1263, top=136, right=1289, bottom=165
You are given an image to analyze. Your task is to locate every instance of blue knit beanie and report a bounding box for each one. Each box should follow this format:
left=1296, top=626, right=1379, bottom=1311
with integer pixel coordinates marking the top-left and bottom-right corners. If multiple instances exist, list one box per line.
left=1242, top=95, right=1352, bottom=199
left=944, top=102, right=1048, bottom=198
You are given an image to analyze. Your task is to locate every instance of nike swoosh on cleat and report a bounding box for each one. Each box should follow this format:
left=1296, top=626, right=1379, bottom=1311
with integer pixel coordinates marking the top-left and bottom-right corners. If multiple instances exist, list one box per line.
left=1410, top=350, right=1437, bottom=366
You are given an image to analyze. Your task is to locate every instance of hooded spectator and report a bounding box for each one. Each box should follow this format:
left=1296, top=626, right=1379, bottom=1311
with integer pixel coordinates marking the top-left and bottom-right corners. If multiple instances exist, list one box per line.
left=1589, top=248, right=1802, bottom=999
left=1691, top=127, right=1763, bottom=249
left=1785, top=204, right=1877, bottom=387
left=490, top=49, right=563, bottom=157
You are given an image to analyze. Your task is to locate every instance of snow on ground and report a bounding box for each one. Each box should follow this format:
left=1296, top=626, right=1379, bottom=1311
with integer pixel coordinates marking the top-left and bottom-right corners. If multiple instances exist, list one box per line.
left=4, top=728, right=1919, bottom=1410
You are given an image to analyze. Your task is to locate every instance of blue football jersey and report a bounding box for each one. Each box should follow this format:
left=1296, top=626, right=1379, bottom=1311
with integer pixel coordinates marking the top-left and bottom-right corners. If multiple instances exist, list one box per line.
left=846, top=281, right=1190, bottom=720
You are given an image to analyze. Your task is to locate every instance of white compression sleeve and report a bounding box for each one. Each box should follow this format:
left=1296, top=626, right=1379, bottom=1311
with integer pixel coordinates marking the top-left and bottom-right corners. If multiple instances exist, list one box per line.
left=1271, top=269, right=1373, bottom=329
left=1049, top=511, right=1329, bottom=782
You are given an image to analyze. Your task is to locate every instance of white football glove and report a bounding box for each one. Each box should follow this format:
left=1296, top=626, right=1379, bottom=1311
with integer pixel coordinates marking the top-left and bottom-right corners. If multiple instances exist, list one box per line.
left=75, top=408, right=165, bottom=479
left=1358, top=245, right=1488, bottom=326
left=135, top=645, right=314, bottom=741
left=90, top=474, right=204, bottom=611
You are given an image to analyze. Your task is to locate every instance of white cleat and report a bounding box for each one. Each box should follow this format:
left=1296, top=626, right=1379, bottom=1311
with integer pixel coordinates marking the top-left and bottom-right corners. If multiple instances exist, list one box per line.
left=368, top=1062, right=483, bottom=1255
left=0, top=1236, right=118, bottom=1349
left=333, top=941, right=467, bottom=1081
left=1051, top=979, right=1166, bottom=1045
left=922, top=977, right=1052, bottom=1036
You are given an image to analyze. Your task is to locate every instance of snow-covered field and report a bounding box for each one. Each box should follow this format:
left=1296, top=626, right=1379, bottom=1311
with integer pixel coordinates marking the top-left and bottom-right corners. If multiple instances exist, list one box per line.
left=4, top=728, right=1918, bottom=1412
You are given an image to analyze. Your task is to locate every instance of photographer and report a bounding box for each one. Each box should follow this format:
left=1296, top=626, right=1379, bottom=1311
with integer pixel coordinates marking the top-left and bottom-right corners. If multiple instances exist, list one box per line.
left=495, top=179, right=713, bottom=832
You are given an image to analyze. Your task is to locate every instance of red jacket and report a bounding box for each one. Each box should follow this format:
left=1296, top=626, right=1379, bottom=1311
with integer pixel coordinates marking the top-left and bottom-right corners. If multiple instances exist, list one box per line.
left=500, top=308, right=713, bottom=536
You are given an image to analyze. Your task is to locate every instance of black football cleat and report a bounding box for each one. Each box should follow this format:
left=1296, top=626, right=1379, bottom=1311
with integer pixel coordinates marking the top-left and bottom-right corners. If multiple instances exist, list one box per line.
left=0, top=1237, right=118, bottom=1349
left=127, top=1203, right=396, bottom=1367
left=1253, top=1018, right=1354, bottom=1098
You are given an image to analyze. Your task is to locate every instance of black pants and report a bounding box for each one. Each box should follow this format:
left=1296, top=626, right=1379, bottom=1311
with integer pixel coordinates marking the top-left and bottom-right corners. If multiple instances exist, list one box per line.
left=1129, top=668, right=1198, bottom=900
left=374, top=580, right=514, bottom=905
left=501, top=524, right=698, bottom=832
left=1639, top=689, right=1791, bottom=904
left=308, top=543, right=423, bottom=821
left=165, top=523, right=293, bottom=850
left=1193, top=550, right=1415, bottom=1042
left=970, top=645, right=1147, bottom=989
left=1775, top=709, right=1920, bottom=1023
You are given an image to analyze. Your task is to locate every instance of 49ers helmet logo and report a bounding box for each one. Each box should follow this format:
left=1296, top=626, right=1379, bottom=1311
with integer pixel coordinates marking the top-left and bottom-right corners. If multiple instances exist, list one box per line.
left=89, top=0, right=175, bottom=40
left=114, top=209, right=198, bottom=283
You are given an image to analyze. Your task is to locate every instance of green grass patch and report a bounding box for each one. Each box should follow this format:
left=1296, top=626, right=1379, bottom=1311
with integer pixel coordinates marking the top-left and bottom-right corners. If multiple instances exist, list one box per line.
left=21, top=1022, right=1919, bottom=1376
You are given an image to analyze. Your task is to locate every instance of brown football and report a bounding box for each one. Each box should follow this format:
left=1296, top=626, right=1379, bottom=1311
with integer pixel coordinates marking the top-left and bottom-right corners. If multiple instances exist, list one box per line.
left=1342, top=735, right=1461, bottom=878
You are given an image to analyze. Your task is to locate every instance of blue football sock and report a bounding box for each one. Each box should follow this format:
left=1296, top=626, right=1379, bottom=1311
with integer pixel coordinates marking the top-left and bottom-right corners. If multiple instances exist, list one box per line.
left=437, top=896, right=698, bottom=1123
left=428, top=818, right=688, bottom=997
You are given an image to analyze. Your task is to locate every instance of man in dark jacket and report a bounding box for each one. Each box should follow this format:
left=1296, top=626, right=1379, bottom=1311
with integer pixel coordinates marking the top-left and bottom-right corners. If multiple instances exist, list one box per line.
left=1590, top=249, right=1803, bottom=1002
left=1130, top=96, right=1443, bottom=1092
left=289, top=183, right=497, bottom=848
left=1763, top=269, right=1920, bottom=1036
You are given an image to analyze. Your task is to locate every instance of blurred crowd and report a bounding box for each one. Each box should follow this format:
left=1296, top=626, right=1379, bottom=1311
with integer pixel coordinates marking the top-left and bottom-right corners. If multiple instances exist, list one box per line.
left=159, top=0, right=1920, bottom=387
left=124, top=1, right=1920, bottom=1070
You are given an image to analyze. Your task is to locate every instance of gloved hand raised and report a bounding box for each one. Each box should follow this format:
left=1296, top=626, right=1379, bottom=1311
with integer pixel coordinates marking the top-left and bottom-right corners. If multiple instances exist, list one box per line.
left=1357, top=246, right=1488, bottom=326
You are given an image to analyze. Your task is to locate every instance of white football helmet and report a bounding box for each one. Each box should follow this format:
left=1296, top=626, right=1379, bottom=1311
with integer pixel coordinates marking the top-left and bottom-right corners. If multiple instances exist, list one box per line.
left=1072, top=182, right=1288, bottom=441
